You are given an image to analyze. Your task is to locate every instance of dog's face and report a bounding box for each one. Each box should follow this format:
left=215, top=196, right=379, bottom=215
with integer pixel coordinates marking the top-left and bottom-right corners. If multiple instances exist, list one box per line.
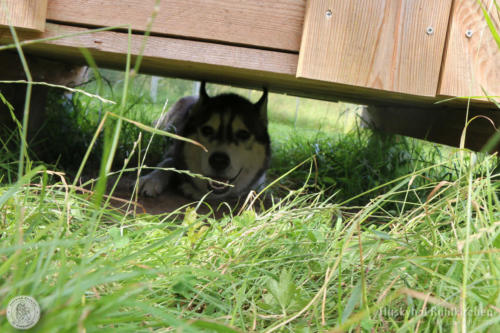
left=180, top=84, right=270, bottom=200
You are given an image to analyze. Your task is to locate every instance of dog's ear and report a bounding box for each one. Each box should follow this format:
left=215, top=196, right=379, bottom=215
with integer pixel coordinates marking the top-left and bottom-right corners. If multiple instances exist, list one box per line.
left=255, top=87, right=268, bottom=124
left=189, top=81, right=209, bottom=118
left=198, top=81, right=209, bottom=102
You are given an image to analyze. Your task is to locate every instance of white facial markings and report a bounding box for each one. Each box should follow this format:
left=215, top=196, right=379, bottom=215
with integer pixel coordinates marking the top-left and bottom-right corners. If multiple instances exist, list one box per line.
left=222, top=110, right=230, bottom=139
left=181, top=112, right=267, bottom=199
left=204, top=114, right=221, bottom=136
left=231, top=117, right=254, bottom=148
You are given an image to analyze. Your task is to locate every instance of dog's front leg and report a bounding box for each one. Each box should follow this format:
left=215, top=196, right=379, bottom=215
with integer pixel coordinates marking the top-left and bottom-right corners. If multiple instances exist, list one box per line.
left=138, top=157, right=174, bottom=197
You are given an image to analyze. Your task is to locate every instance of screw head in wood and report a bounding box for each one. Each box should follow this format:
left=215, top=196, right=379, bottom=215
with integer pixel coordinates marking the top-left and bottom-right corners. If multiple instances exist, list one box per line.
left=465, top=30, right=473, bottom=38
left=326, top=9, right=332, bottom=18
left=426, top=26, right=434, bottom=35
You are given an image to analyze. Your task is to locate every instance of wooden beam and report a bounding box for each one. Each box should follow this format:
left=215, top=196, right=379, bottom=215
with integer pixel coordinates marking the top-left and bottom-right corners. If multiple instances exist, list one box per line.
left=46, top=0, right=305, bottom=52
left=361, top=105, right=500, bottom=152
left=0, top=23, right=432, bottom=105
left=0, top=24, right=296, bottom=75
left=297, top=0, right=453, bottom=97
left=0, top=0, right=48, bottom=31
left=0, top=23, right=495, bottom=109
left=438, top=0, right=500, bottom=100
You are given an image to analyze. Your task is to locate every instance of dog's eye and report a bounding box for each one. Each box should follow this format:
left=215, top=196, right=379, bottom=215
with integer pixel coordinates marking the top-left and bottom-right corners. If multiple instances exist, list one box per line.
left=235, top=130, right=251, bottom=141
left=201, top=126, right=215, bottom=137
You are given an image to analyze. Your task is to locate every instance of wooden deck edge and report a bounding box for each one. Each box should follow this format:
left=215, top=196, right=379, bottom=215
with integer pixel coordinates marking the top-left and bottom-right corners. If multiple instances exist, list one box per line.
left=46, top=0, right=305, bottom=52
left=0, top=23, right=497, bottom=109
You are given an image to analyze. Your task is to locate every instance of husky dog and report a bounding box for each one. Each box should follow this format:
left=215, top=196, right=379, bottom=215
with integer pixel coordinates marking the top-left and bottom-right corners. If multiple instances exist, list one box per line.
left=138, top=82, right=270, bottom=201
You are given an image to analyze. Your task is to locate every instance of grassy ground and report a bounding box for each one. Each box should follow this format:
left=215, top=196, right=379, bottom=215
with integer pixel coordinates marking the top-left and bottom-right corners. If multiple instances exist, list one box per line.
left=1, top=69, right=499, bottom=332
left=2, top=6, right=500, bottom=328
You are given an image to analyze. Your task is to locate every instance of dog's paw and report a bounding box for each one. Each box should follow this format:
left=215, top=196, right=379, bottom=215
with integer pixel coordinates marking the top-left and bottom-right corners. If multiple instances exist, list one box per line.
left=137, top=172, right=168, bottom=197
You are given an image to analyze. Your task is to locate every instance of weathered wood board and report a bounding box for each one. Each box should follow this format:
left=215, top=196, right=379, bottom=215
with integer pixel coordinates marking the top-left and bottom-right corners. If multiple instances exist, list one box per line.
left=46, top=0, right=305, bottom=52
left=438, top=0, right=500, bottom=99
left=297, top=0, right=453, bottom=97
left=0, top=0, right=48, bottom=31
left=0, top=23, right=297, bottom=78
left=0, top=23, right=448, bottom=107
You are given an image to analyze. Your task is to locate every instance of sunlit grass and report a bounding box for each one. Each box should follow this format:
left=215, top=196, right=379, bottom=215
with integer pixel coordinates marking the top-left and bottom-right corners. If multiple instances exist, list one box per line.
left=1, top=1, right=500, bottom=331
left=1, top=142, right=499, bottom=331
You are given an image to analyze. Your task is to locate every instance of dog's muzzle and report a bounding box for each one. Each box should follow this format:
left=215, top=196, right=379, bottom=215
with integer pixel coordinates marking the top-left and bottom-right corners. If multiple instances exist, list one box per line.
left=207, top=169, right=242, bottom=195
left=207, top=152, right=241, bottom=195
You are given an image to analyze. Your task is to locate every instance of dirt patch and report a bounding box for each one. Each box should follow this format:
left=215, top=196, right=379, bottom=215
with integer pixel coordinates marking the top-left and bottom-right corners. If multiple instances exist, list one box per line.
left=107, top=175, right=268, bottom=219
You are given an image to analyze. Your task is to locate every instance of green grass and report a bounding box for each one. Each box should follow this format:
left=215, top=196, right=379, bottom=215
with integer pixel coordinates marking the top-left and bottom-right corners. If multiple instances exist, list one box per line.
left=1, top=70, right=499, bottom=332
left=1, top=5, right=500, bottom=330
left=1, top=135, right=499, bottom=331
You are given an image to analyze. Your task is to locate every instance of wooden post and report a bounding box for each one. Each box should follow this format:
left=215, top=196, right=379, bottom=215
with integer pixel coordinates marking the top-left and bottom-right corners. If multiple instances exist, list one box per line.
left=361, top=105, right=500, bottom=153
left=0, top=0, right=48, bottom=31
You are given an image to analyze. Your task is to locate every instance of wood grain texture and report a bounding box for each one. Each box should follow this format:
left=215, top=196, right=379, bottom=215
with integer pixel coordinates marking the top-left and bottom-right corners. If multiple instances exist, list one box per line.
left=297, top=0, right=453, bottom=97
left=0, top=0, right=48, bottom=31
left=46, top=0, right=305, bottom=52
left=438, top=0, right=500, bottom=99
left=0, top=23, right=495, bottom=109
left=0, top=23, right=297, bottom=75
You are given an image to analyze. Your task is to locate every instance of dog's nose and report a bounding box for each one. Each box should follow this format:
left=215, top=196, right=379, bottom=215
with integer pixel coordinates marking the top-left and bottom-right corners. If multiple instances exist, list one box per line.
left=209, top=152, right=230, bottom=171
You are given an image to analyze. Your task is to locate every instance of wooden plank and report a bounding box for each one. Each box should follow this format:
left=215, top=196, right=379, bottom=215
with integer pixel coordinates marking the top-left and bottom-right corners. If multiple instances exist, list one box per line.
left=0, top=23, right=297, bottom=76
left=0, top=0, right=48, bottom=31
left=438, top=0, right=500, bottom=99
left=0, top=23, right=493, bottom=109
left=362, top=105, right=500, bottom=152
left=0, top=23, right=426, bottom=106
left=297, top=0, right=453, bottom=97
left=46, top=0, right=305, bottom=52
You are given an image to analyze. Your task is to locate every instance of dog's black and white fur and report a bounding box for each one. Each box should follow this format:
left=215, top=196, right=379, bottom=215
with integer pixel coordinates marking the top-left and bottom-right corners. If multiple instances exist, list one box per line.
left=138, top=82, right=270, bottom=201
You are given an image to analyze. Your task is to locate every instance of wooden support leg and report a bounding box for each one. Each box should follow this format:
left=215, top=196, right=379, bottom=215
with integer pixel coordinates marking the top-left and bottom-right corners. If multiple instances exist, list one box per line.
left=361, top=105, right=500, bottom=153
left=0, top=51, right=88, bottom=140
left=0, top=82, right=48, bottom=138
